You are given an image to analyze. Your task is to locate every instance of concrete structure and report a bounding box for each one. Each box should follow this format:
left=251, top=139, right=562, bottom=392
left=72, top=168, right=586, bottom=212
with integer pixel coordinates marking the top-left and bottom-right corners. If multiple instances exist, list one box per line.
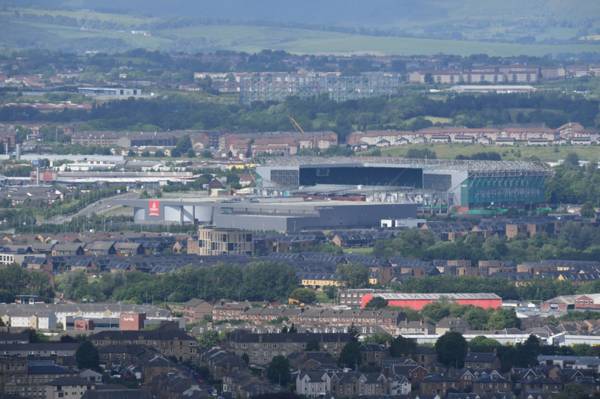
left=347, top=126, right=596, bottom=148
left=538, top=355, right=600, bottom=372
left=45, top=377, right=95, bottom=399
left=212, top=200, right=418, bottom=234
left=541, top=293, right=600, bottom=313
left=227, top=330, right=353, bottom=365
left=120, top=198, right=215, bottom=224
left=187, top=226, right=254, bottom=256
left=409, top=67, right=540, bottom=85
left=78, top=87, right=144, bottom=99
left=90, top=324, right=198, bottom=362
left=220, top=131, right=338, bottom=158
left=0, top=303, right=172, bottom=331
left=240, top=72, right=402, bottom=105
left=257, top=156, right=551, bottom=210
left=447, top=85, right=536, bottom=94
left=119, top=312, right=146, bottom=331
left=120, top=197, right=417, bottom=233
left=42, top=171, right=194, bottom=185
left=360, top=293, right=502, bottom=310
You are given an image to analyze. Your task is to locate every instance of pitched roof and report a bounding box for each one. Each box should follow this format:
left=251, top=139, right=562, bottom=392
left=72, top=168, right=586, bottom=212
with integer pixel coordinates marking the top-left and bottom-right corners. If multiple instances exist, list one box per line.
left=228, top=330, right=353, bottom=344
left=91, top=327, right=195, bottom=342
left=82, top=389, right=151, bottom=399
left=47, top=376, right=92, bottom=386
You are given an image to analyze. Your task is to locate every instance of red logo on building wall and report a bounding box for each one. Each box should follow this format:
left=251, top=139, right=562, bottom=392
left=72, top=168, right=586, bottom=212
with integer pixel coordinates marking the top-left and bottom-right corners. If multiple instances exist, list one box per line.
left=148, top=200, right=160, bottom=217
left=42, top=170, right=55, bottom=182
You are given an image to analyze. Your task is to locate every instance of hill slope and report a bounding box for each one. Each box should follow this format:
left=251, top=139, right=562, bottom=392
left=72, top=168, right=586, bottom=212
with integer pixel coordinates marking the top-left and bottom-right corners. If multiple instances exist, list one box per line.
left=1, top=0, right=599, bottom=55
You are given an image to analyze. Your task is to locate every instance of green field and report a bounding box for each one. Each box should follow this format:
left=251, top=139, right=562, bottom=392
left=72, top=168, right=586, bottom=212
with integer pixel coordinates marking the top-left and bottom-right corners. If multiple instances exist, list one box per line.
left=2, top=7, right=600, bottom=56
left=379, top=144, right=600, bottom=162
left=343, top=247, right=374, bottom=255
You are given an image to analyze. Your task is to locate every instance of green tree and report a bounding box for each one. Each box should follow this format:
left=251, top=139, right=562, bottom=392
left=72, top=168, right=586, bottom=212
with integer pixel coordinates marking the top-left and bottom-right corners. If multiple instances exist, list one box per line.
left=486, top=309, right=520, bottom=330
left=555, top=383, right=588, bottom=399
left=336, top=263, right=369, bottom=288
left=76, top=341, right=99, bottom=370
left=267, top=355, right=291, bottom=386
left=363, top=332, right=392, bottom=345
left=324, top=286, right=337, bottom=300
left=571, top=344, right=597, bottom=356
left=289, top=288, right=316, bottom=304
left=482, top=235, right=508, bottom=260
left=564, top=152, right=580, bottom=168
left=0, top=265, right=54, bottom=303
left=197, top=330, right=221, bottom=349
left=373, top=229, right=436, bottom=258
left=514, top=335, right=542, bottom=367
left=172, top=135, right=192, bottom=157
left=306, top=339, right=320, bottom=351
left=468, top=336, right=501, bottom=353
left=464, top=308, right=489, bottom=330
left=365, top=296, right=388, bottom=309
left=338, top=341, right=362, bottom=370
left=421, top=301, right=451, bottom=322
left=390, top=335, right=417, bottom=357
left=435, top=332, right=468, bottom=369
left=581, top=202, right=596, bottom=218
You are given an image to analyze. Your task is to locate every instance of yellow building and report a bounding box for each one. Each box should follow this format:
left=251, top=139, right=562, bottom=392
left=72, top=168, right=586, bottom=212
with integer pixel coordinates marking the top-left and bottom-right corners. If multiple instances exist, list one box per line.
left=300, top=273, right=345, bottom=289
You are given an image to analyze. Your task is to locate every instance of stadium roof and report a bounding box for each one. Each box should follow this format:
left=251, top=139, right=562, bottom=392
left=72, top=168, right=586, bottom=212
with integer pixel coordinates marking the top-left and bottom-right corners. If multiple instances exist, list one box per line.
left=263, top=156, right=551, bottom=174
left=373, top=293, right=501, bottom=300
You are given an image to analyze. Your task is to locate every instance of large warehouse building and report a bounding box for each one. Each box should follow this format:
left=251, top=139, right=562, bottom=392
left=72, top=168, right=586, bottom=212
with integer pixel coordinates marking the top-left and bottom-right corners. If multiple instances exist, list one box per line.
left=213, top=199, right=416, bottom=233
left=360, top=293, right=503, bottom=310
left=118, top=197, right=417, bottom=233
left=256, top=157, right=551, bottom=209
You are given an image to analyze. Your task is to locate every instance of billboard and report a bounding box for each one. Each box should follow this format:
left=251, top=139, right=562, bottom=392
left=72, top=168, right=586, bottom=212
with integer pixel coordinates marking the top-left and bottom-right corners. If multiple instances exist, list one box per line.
left=148, top=200, right=160, bottom=217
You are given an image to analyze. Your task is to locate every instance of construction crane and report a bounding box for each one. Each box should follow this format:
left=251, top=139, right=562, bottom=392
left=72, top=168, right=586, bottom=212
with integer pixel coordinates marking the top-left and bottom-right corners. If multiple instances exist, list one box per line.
left=288, top=115, right=305, bottom=135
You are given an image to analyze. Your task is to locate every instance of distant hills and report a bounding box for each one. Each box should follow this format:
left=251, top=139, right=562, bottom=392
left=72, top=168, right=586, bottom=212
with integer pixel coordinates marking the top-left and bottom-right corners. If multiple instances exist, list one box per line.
left=1, top=0, right=599, bottom=55
left=16, top=0, right=599, bottom=26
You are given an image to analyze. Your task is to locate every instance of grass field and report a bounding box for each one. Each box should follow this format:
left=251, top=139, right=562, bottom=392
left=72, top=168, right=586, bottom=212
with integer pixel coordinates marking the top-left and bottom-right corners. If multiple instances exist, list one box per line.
left=14, top=7, right=156, bottom=25
left=343, top=247, right=374, bottom=255
left=2, top=7, right=600, bottom=56
left=160, top=25, right=600, bottom=56
left=379, top=144, right=600, bottom=162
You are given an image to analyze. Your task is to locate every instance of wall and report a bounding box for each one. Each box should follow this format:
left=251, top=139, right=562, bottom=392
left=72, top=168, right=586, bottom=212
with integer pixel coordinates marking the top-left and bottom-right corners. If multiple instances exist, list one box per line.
left=214, top=203, right=417, bottom=233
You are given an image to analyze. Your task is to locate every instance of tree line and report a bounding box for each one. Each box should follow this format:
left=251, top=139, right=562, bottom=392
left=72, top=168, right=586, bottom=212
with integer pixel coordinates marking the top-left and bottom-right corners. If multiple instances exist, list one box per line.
left=395, top=275, right=584, bottom=302
left=367, top=296, right=520, bottom=330
left=0, top=265, right=54, bottom=303
left=374, top=221, right=600, bottom=264
left=546, top=154, right=600, bottom=206
left=56, top=262, right=298, bottom=303
left=1, top=92, right=598, bottom=140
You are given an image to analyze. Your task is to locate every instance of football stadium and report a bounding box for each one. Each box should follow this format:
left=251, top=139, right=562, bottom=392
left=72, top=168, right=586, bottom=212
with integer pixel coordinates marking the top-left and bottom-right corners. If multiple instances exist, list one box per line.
left=256, top=157, right=552, bottom=210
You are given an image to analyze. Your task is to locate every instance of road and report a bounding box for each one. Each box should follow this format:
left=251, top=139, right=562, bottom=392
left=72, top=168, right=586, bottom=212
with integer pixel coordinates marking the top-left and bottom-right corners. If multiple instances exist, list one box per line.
left=45, top=191, right=139, bottom=224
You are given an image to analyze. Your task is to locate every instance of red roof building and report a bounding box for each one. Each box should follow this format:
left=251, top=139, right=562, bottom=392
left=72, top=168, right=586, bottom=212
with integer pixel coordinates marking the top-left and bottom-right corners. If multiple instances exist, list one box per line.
left=360, top=292, right=502, bottom=310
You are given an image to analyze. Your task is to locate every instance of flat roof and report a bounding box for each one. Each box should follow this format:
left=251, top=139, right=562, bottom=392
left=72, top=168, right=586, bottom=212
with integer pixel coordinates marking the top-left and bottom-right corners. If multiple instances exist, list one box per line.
left=450, top=85, right=536, bottom=90
left=119, top=197, right=415, bottom=208
left=374, top=293, right=501, bottom=300
left=263, top=156, right=550, bottom=173
left=117, top=198, right=219, bottom=207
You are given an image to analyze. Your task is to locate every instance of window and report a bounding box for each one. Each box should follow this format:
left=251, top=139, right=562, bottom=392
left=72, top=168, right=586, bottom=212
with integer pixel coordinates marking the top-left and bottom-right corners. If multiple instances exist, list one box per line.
left=316, top=168, right=330, bottom=177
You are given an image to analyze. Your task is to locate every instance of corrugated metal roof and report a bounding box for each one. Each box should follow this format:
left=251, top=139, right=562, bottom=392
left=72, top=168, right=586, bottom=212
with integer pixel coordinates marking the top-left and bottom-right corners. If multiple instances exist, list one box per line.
left=375, top=293, right=501, bottom=300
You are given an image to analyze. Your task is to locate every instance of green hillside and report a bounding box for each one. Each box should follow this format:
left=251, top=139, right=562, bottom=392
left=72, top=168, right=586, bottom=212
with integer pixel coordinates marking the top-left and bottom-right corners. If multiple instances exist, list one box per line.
left=1, top=2, right=598, bottom=55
